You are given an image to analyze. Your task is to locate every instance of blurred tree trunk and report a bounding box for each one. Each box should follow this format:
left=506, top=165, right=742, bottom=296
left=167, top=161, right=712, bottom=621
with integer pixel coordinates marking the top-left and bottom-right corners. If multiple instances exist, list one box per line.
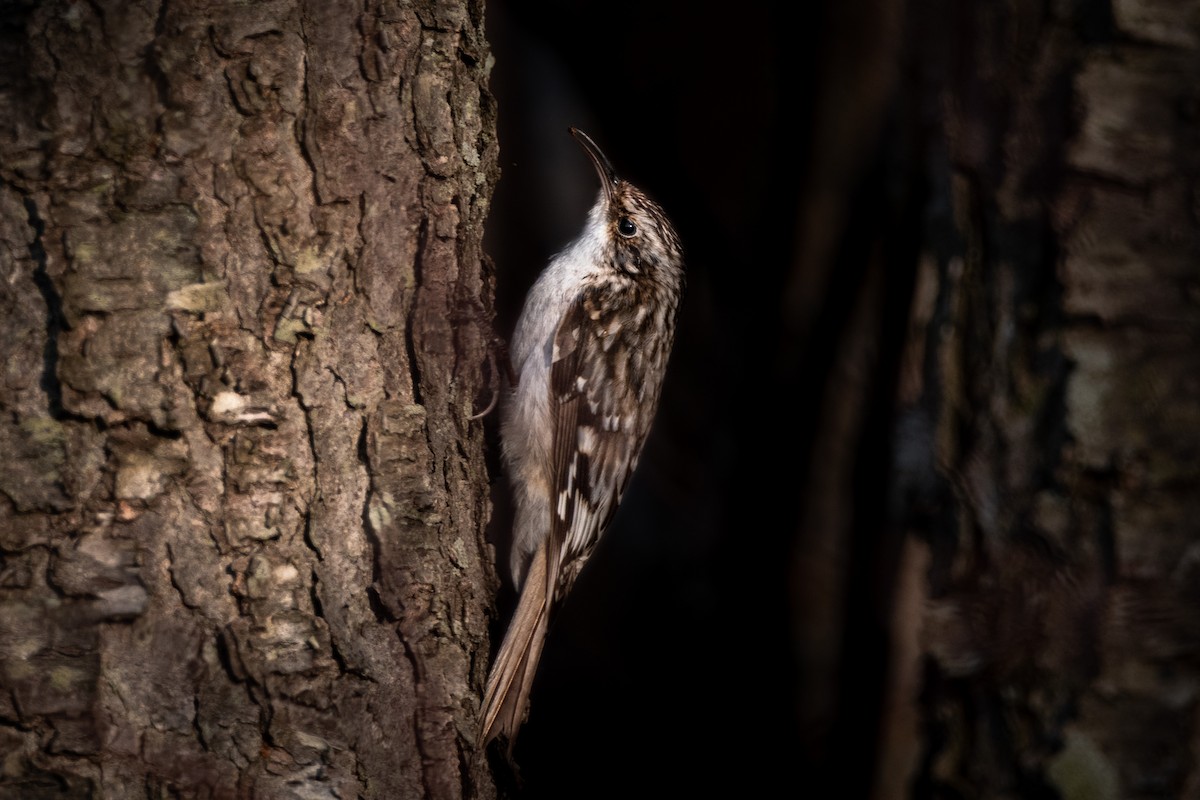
left=883, top=2, right=1200, bottom=797
left=0, top=2, right=498, bottom=798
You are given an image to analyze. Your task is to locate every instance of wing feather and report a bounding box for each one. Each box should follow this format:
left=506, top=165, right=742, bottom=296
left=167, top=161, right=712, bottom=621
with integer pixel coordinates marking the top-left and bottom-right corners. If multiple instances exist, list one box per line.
left=548, top=299, right=589, bottom=596
left=546, top=292, right=647, bottom=595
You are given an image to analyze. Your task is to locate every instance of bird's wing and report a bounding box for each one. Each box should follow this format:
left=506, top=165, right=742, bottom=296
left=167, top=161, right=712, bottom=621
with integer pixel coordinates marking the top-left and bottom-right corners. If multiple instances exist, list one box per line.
left=480, top=291, right=644, bottom=748
left=547, top=291, right=638, bottom=595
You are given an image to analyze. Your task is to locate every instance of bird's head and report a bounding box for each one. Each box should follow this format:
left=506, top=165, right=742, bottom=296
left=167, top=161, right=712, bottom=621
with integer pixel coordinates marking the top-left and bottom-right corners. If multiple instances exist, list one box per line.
left=570, top=127, right=683, bottom=283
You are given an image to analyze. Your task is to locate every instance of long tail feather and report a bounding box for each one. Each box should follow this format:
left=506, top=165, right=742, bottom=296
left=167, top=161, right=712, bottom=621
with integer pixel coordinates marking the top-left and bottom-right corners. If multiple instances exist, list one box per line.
left=479, top=543, right=552, bottom=748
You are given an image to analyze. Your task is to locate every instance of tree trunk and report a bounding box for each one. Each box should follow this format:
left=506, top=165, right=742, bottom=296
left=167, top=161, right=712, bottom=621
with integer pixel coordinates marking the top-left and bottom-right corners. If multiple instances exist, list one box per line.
left=890, top=1, right=1200, bottom=796
left=0, top=2, right=498, bottom=798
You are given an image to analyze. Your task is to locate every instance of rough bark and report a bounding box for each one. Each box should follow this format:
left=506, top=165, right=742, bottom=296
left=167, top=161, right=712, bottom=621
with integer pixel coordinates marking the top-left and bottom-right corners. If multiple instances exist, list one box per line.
left=0, top=1, right=499, bottom=798
left=891, top=1, right=1200, bottom=797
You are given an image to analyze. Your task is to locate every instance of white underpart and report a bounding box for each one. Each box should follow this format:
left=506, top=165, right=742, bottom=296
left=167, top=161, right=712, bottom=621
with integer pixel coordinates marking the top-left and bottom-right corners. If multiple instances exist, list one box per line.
left=501, top=196, right=610, bottom=586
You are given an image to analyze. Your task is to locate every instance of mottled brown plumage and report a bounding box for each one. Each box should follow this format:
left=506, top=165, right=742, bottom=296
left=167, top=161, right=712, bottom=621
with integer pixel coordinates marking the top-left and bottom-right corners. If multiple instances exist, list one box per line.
left=479, top=128, right=684, bottom=749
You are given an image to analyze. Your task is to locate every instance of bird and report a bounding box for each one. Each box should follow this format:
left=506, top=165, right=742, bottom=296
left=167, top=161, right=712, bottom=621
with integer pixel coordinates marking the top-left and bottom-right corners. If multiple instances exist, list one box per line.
left=479, top=127, right=685, bottom=749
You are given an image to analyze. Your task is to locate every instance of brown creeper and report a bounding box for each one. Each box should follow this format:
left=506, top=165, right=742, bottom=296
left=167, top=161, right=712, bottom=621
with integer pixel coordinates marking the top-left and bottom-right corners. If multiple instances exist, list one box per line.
left=479, top=128, right=685, bottom=747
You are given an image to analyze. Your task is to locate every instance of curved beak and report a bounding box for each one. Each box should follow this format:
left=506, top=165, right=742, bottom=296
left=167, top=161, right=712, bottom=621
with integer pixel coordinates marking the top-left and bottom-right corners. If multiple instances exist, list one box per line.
left=569, top=127, right=618, bottom=205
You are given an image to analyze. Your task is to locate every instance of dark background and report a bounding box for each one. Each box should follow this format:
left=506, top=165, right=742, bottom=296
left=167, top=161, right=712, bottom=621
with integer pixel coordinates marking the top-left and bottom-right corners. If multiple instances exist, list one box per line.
left=482, top=2, right=916, bottom=796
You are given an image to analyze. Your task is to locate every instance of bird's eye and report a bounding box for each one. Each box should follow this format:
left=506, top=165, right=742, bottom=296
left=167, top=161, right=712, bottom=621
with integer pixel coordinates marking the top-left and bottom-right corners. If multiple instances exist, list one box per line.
left=617, top=217, right=637, bottom=237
